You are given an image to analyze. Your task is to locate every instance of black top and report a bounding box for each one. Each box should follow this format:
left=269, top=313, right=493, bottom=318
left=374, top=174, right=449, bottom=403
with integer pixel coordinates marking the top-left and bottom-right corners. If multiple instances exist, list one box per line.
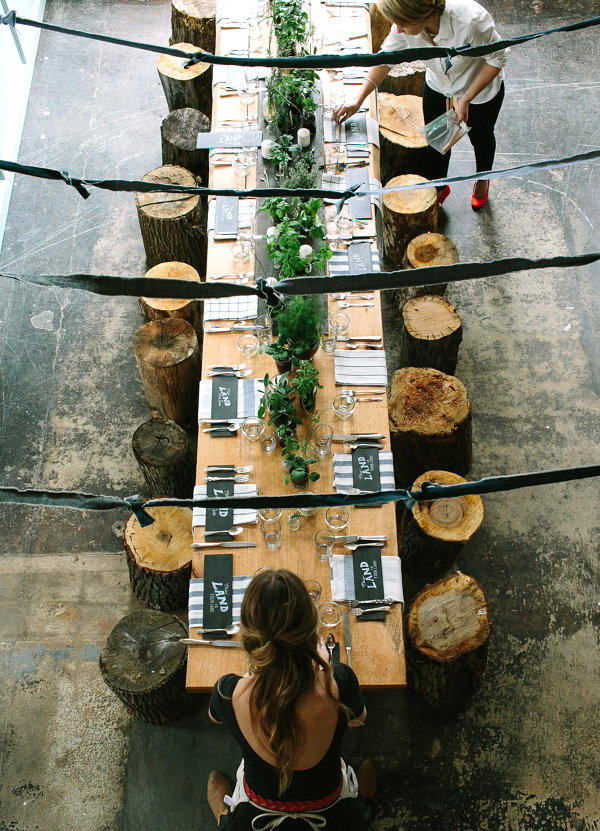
left=209, top=665, right=365, bottom=802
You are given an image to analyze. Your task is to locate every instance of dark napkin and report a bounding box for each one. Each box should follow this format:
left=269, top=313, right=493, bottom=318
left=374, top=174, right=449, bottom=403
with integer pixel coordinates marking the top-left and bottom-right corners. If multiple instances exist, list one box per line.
left=202, top=553, right=234, bottom=630
left=352, top=546, right=386, bottom=621
left=204, top=476, right=234, bottom=540
left=210, top=377, right=239, bottom=436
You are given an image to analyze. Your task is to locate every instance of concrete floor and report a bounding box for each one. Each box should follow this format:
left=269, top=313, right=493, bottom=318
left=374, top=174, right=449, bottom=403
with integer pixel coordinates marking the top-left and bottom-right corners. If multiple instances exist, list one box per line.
left=0, top=0, right=599, bottom=829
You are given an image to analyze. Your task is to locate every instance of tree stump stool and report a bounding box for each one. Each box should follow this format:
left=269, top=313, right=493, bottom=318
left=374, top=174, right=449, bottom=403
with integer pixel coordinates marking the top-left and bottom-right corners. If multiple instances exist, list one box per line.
left=135, top=165, right=207, bottom=274
left=395, top=231, right=459, bottom=307
left=132, top=416, right=196, bottom=498
left=406, top=572, right=492, bottom=711
left=382, top=175, right=438, bottom=268
left=161, top=108, right=211, bottom=185
left=124, top=506, right=193, bottom=611
left=170, top=0, right=216, bottom=52
left=370, top=3, right=391, bottom=52
left=100, top=609, right=194, bottom=723
left=380, top=62, right=426, bottom=98
left=133, top=318, right=201, bottom=429
left=157, top=43, right=213, bottom=118
left=140, top=261, right=204, bottom=340
left=388, top=366, right=472, bottom=486
left=399, top=295, right=462, bottom=375
left=378, top=92, right=428, bottom=184
left=399, top=470, right=483, bottom=577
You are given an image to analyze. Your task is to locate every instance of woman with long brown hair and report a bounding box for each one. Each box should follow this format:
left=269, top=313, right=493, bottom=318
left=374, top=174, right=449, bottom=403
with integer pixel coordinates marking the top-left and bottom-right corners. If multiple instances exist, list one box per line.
left=206, top=568, right=376, bottom=829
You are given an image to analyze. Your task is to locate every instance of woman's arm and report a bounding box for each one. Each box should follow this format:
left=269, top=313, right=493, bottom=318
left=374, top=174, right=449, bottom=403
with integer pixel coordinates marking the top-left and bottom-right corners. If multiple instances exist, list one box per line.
left=333, top=65, right=391, bottom=124
left=454, top=63, right=501, bottom=122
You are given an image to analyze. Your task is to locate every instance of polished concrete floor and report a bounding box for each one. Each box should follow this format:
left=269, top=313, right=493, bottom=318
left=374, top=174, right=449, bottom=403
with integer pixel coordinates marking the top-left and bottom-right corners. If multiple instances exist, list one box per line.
left=0, top=1, right=599, bottom=829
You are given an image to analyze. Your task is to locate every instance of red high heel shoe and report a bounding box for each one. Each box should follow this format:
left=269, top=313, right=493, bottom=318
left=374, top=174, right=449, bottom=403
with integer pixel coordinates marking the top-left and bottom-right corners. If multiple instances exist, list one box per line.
left=471, top=180, right=489, bottom=210
left=438, top=185, right=451, bottom=205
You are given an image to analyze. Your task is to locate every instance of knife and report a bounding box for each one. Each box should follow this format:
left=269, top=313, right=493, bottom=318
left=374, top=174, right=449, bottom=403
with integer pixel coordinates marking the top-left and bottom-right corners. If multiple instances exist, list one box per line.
left=344, top=541, right=386, bottom=550
left=343, top=611, right=352, bottom=668
left=330, top=535, right=388, bottom=543
left=191, top=541, right=257, bottom=548
left=331, top=433, right=385, bottom=441
left=180, top=638, right=243, bottom=647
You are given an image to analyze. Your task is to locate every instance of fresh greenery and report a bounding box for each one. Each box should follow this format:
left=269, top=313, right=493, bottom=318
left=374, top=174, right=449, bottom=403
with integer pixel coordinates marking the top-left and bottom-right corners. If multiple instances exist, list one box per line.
left=283, top=451, right=320, bottom=486
left=258, top=372, right=302, bottom=428
left=293, top=360, right=322, bottom=409
left=274, top=296, right=321, bottom=350
left=272, top=0, right=310, bottom=56
left=267, top=68, right=318, bottom=134
left=267, top=137, right=317, bottom=189
left=261, top=198, right=331, bottom=278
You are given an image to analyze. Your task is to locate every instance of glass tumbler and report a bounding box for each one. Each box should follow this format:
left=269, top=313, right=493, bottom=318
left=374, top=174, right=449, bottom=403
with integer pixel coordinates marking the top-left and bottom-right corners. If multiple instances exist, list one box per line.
left=333, top=393, right=356, bottom=420
left=260, top=429, right=277, bottom=454
left=328, top=312, right=350, bottom=339
left=314, top=424, right=333, bottom=457
left=237, top=333, right=259, bottom=357
left=261, top=519, right=282, bottom=550
left=315, top=529, right=334, bottom=561
left=241, top=416, right=265, bottom=442
left=318, top=601, right=343, bottom=627
left=258, top=507, right=283, bottom=522
left=304, top=580, right=322, bottom=605
left=325, top=506, right=349, bottom=531
left=255, top=314, right=273, bottom=345
left=320, top=320, right=337, bottom=353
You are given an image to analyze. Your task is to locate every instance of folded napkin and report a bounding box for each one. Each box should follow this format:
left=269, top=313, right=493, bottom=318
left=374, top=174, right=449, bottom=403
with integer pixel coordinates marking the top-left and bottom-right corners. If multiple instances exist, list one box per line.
left=204, top=295, right=258, bottom=322
left=188, top=575, right=252, bottom=629
left=198, top=378, right=262, bottom=420
left=330, top=554, right=403, bottom=604
left=328, top=247, right=380, bottom=276
left=333, top=451, right=395, bottom=491
left=334, top=349, right=388, bottom=386
left=192, top=483, right=259, bottom=527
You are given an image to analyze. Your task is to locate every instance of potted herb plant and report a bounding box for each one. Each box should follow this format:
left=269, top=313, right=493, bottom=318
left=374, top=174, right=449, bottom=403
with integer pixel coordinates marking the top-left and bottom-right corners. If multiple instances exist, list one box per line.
left=258, top=372, right=302, bottom=437
left=292, top=360, right=322, bottom=412
left=264, top=296, right=322, bottom=370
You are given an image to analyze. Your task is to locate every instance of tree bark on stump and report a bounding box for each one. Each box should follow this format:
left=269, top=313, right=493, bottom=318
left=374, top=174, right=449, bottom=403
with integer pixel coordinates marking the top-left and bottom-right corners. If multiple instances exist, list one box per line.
left=378, top=93, right=428, bottom=184
left=100, top=609, right=194, bottom=723
left=406, top=572, right=492, bottom=711
left=157, top=43, right=213, bottom=118
left=370, top=3, right=391, bottom=52
left=399, top=295, right=463, bottom=375
left=399, top=470, right=484, bottom=577
left=380, top=62, right=426, bottom=98
left=382, top=175, right=438, bottom=268
left=140, top=261, right=204, bottom=341
left=170, top=0, right=216, bottom=52
left=132, top=416, right=196, bottom=498
left=388, top=366, right=472, bottom=486
left=123, top=506, right=193, bottom=612
left=161, top=108, right=211, bottom=185
left=133, top=318, right=201, bottom=429
left=395, top=231, right=458, bottom=307
left=135, top=165, right=207, bottom=275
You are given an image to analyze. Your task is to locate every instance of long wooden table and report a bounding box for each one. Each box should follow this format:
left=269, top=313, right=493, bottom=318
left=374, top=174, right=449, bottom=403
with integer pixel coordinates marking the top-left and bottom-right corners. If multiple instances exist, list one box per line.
left=186, top=0, right=406, bottom=692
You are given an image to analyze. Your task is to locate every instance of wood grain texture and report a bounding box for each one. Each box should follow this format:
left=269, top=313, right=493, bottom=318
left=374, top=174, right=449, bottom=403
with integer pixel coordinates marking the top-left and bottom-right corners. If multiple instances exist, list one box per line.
left=382, top=174, right=438, bottom=267
left=132, top=416, right=197, bottom=498
left=140, top=261, right=204, bottom=339
left=378, top=93, right=428, bottom=184
left=395, top=231, right=458, bottom=306
left=170, top=0, right=216, bottom=51
left=399, top=294, right=463, bottom=374
left=157, top=43, right=213, bottom=117
left=379, top=62, right=426, bottom=98
left=161, top=108, right=211, bottom=184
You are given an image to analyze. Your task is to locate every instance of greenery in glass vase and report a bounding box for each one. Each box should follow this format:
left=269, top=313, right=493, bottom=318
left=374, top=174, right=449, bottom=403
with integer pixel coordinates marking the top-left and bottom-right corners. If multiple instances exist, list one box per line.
left=292, top=360, right=322, bottom=410
left=272, top=0, right=310, bottom=56
left=258, top=372, right=302, bottom=428
left=274, top=295, right=321, bottom=350
left=267, top=68, right=318, bottom=135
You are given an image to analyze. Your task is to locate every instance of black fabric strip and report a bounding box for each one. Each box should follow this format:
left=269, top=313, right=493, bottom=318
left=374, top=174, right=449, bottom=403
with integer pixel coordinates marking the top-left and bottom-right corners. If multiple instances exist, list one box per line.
left=4, top=12, right=599, bottom=69
left=3, top=253, right=599, bottom=301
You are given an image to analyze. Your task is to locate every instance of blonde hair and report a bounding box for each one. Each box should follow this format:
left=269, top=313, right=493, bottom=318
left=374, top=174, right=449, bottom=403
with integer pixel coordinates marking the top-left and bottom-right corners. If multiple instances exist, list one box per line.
left=379, top=0, right=445, bottom=25
left=239, top=569, right=343, bottom=795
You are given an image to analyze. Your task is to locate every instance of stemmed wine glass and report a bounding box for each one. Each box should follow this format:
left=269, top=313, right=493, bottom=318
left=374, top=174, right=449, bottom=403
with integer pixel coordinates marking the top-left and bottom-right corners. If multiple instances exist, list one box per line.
left=238, top=69, right=258, bottom=127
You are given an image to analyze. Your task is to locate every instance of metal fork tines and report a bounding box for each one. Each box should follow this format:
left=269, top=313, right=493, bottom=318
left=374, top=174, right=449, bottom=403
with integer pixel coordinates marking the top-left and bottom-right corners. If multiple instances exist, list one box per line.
left=204, top=474, right=250, bottom=483
left=341, top=597, right=394, bottom=607
left=207, top=364, right=246, bottom=371
left=207, top=369, right=252, bottom=378
left=206, top=465, right=253, bottom=473
left=351, top=605, right=391, bottom=616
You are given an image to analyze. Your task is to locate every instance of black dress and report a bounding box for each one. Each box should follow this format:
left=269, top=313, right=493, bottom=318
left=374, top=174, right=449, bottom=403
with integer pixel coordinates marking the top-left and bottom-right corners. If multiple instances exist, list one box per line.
left=209, top=665, right=370, bottom=830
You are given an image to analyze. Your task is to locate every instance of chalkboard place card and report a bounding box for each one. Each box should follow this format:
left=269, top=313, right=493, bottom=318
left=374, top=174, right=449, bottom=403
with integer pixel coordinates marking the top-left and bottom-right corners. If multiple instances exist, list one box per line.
left=214, top=196, right=240, bottom=238
left=351, top=446, right=381, bottom=491
left=347, top=241, right=373, bottom=275
left=346, top=167, right=372, bottom=220
left=352, top=546, right=386, bottom=621
left=205, top=478, right=234, bottom=540
left=344, top=113, right=368, bottom=146
left=202, top=553, right=234, bottom=631
left=211, top=377, right=239, bottom=436
left=196, top=130, right=263, bottom=150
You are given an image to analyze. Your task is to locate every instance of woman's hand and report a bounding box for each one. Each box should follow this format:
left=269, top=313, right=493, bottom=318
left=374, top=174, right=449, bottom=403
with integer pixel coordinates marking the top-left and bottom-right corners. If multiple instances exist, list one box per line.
left=333, top=99, right=360, bottom=125
left=317, top=635, right=330, bottom=664
left=454, top=96, right=470, bottom=124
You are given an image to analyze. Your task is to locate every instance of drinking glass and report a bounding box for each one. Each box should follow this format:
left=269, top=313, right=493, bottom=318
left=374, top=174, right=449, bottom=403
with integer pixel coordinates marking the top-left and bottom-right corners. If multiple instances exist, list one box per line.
left=328, top=312, right=350, bottom=339
left=333, top=392, right=356, bottom=420
left=261, top=519, right=281, bottom=550
left=335, top=211, right=354, bottom=241
left=238, top=72, right=257, bottom=125
left=287, top=512, right=301, bottom=531
left=320, top=320, right=337, bottom=353
left=314, top=424, right=333, bottom=457
left=315, top=529, right=334, bottom=561
left=260, top=429, right=277, bottom=454
left=237, top=333, right=259, bottom=357
left=325, top=506, right=349, bottom=531
left=258, top=507, right=283, bottom=522
left=255, top=314, right=272, bottom=345
left=318, top=600, right=343, bottom=627
left=304, top=580, right=322, bottom=605
left=232, top=154, right=251, bottom=187
left=241, top=126, right=256, bottom=162
left=241, top=416, right=265, bottom=442
left=232, top=232, right=253, bottom=263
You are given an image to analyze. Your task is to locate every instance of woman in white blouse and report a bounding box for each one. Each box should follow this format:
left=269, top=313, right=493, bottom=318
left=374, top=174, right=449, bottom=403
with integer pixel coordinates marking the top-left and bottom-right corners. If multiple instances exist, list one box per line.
left=334, top=0, right=508, bottom=210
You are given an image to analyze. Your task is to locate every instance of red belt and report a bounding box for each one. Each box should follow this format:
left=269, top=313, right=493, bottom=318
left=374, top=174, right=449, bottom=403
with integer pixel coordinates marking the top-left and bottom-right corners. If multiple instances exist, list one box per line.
left=243, top=776, right=343, bottom=813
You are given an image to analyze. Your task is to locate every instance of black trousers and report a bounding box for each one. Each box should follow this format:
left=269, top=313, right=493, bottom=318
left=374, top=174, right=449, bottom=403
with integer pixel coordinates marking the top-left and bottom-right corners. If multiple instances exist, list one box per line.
left=422, top=81, right=505, bottom=181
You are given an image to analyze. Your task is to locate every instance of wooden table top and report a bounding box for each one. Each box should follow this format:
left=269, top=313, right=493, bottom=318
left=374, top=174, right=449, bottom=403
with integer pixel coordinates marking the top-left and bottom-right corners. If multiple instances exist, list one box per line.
left=185, top=0, right=406, bottom=692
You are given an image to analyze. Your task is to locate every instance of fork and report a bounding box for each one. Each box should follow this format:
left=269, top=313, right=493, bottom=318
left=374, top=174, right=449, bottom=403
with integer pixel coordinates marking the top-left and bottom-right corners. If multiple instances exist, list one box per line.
left=204, top=474, right=250, bottom=483
left=206, top=465, right=253, bottom=474
left=337, top=301, right=374, bottom=309
left=351, top=605, right=391, bottom=616
left=331, top=293, right=373, bottom=301
left=211, top=273, right=253, bottom=281
left=207, top=364, right=246, bottom=371
left=207, top=370, right=252, bottom=378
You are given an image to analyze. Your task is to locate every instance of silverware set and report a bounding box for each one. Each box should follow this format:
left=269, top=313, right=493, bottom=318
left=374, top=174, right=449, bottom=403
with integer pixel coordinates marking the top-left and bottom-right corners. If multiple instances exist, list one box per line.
left=210, top=273, right=254, bottom=282
left=206, top=323, right=256, bottom=333
left=338, top=301, right=374, bottom=309
left=206, top=465, right=253, bottom=473
left=207, top=369, right=252, bottom=378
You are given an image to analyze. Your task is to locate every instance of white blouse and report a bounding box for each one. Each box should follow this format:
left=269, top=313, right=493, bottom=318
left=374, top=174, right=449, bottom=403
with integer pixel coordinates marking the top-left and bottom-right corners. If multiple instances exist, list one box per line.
left=380, top=0, right=508, bottom=103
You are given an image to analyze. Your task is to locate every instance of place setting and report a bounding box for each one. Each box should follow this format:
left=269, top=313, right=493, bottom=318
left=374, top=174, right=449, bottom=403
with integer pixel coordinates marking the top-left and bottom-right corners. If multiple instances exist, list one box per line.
left=186, top=552, right=251, bottom=646
left=198, top=376, right=262, bottom=436
left=191, top=463, right=259, bottom=547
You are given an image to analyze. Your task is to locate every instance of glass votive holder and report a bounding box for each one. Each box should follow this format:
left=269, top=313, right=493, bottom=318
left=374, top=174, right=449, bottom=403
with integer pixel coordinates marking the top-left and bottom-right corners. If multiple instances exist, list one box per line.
left=328, top=312, right=350, bottom=339
left=237, top=333, right=260, bottom=357
left=320, top=321, right=337, bottom=354
left=335, top=212, right=355, bottom=241
left=304, top=580, right=322, bottom=605
left=297, top=491, right=319, bottom=518
left=260, top=429, right=277, bottom=454
left=325, top=506, right=349, bottom=531
left=318, top=600, right=343, bottom=627
left=314, top=424, right=333, bottom=457
left=333, top=392, right=356, bottom=420
left=232, top=236, right=252, bottom=263
left=315, top=529, right=334, bottom=561
left=287, top=512, right=301, bottom=532
left=255, top=314, right=272, bottom=345
left=232, top=153, right=251, bottom=181
left=241, top=416, right=265, bottom=442
left=261, top=519, right=281, bottom=550
left=258, top=507, right=283, bottom=522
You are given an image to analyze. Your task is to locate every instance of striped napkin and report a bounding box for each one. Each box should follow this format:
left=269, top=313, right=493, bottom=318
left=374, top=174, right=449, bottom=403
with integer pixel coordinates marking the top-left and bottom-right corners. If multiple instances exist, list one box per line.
left=188, top=575, right=252, bottom=629
left=330, top=555, right=403, bottom=604
left=207, top=199, right=254, bottom=239
left=328, top=248, right=380, bottom=276
left=204, top=295, right=258, bottom=322
left=197, top=378, right=262, bottom=420
left=192, top=484, right=259, bottom=527
left=334, top=349, right=387, bottom=386
left=332, top=451, right=395, bottom=491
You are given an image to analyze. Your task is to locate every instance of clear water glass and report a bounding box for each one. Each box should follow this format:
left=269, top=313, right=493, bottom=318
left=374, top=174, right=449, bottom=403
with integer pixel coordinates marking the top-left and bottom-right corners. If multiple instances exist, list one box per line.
left=241, top=416, right=265, bottom=442
left=261, top=519, right=281, bottom=550
left=261, top=430, right=277, bottom=454
left=237, top=333, right=259, bottom=357
left=287, top=512, right=301, bottom=531
left=333, top=393, right=356, bottom=421
left=255, top=314, right=272, bottom=345
left=325, top=506, right=349, bottom=531
left=232, top=233, right=252, bottom=263
left=258, top=507, right=283, bottom=522
left=328, top=312, right=350, bottom=339
left=314, top=424, right=333, bottom=457
left=335, top=211, right=354, bottom=241
left=304, top=580, right=322, bottom=605
left=318, top=600, right=343, bottom=627
left=315, top=529, right=334, bottom=561
left=320, top=320, right=337, bottom=353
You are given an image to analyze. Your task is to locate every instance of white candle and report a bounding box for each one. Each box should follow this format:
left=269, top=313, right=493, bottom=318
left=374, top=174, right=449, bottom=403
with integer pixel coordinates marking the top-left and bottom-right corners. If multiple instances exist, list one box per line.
left=266, top=225, right=280, bottom=240
left=297, top=128, right=310, bottom=148
left=299, top=244, right=313, bottom=260
left=261, top=139, right=273, bottom=160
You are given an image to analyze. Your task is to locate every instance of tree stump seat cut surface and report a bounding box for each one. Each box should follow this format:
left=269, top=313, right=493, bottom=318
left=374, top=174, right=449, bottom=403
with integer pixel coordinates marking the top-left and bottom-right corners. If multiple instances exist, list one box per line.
left=132, top=416, right=196, bottom=499
left=379, top=61, right=426, bottom=98
left=382, top=175, right=438, bottom=268
left=157, top=42, right=213, bottom=117
left=399, top=294, right=463, bottom=375
left=400, top=470, right=483, bottom=576
left=124, top=506, right=193, bottom=611
left=407, top=572, right=491, bottom=710
left=100, top=609, right=194, bottom=723
left=388, top=367, right=472, bottom=486
left=396, top=232, right=459, bottom=307
left=378, top=92, right=428, bottom=184
left=161, top=108, right=211, bottom=184
left=170, top=0, right=216, bottom=51
left=140, top=261, right=204, bottom=339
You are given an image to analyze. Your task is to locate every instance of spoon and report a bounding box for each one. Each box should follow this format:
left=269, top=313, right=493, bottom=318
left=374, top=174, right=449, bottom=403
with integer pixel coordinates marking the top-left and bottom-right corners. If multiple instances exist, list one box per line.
left=344, top=340, right=383, bottom=350
left=202, top=423, right=241, bottom=433
left=204, top=526, right=244, bottom=537
left=338, top=302, right=374, bottom=309
left=200, top=623, right=241, bottom=635
left=331, top=293, right=373, bottom=301
left=326, top=633, right=336, bottom=664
